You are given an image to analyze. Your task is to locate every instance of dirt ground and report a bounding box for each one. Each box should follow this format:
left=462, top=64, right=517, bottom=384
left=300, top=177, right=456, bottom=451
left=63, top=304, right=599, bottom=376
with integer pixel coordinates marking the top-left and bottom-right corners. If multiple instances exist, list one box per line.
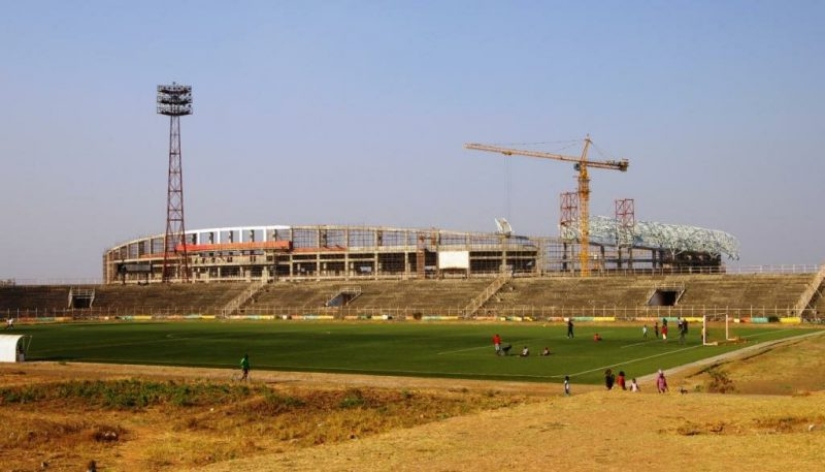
left=2, top=331, right=825, bottom=472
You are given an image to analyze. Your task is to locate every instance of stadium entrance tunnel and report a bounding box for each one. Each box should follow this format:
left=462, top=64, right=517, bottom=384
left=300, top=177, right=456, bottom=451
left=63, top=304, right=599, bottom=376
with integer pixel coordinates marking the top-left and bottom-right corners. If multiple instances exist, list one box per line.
left=648, top=288, right=684, bottom=306
left=69, top=287, right=95, bottom=309
left=326, top=287, right=362, bottom=307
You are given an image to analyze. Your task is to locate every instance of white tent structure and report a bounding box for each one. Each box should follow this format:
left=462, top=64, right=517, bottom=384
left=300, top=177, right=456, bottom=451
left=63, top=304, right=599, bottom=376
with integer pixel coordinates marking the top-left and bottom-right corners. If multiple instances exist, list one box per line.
left=0, top=334, right=31, bottom=363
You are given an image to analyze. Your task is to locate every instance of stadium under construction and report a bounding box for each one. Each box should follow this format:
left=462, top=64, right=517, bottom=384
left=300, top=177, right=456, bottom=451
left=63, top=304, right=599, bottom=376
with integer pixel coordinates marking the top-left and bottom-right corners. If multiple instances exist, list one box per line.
left=103, top=219, right=740, bottom=284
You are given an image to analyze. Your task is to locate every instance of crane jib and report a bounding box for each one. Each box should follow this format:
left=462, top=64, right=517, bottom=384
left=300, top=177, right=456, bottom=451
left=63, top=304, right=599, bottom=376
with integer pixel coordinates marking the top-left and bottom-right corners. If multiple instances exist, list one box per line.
left=463, top=136, right=630, bottom=277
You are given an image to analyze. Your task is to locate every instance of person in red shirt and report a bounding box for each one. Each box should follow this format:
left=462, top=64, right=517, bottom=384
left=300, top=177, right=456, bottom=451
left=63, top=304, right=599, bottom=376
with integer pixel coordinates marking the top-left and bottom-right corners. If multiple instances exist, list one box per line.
left=616, top=371, right=627, bottom=390
left=492, top=333, right=502, bottom=355
left=662, top=324, right=669, bottom=341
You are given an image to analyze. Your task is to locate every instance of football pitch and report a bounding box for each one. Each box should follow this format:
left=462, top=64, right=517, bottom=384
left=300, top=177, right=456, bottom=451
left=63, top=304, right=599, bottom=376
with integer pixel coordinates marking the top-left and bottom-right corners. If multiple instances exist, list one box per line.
left=16, top=321, right=807, bottom=385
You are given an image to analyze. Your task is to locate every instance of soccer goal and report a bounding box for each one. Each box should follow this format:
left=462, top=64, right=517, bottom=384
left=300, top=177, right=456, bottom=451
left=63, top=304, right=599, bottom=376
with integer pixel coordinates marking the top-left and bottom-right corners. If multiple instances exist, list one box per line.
left=702, top=314, right=735, bottom=345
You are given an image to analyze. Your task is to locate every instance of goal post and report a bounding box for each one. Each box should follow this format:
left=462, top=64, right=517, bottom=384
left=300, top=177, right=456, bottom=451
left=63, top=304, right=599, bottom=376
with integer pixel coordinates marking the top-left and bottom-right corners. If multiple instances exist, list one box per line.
left=702, top=313, right=733, bottom=345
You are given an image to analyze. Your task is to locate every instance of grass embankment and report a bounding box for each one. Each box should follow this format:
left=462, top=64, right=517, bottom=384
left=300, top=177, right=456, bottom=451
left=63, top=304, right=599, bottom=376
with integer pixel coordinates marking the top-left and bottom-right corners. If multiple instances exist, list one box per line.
left=0, top=377, right=534, bottom=471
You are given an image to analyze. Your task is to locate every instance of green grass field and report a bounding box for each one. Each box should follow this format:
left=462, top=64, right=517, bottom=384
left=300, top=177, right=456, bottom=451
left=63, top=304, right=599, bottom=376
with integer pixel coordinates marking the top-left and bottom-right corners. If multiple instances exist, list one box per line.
left=15, top=321, right=809, bottom=385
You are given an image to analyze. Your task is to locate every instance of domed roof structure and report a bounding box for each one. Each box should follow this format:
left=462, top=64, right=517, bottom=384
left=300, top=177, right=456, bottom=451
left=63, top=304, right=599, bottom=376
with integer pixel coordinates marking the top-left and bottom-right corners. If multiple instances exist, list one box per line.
left=560, top=216, right=740, bottom=260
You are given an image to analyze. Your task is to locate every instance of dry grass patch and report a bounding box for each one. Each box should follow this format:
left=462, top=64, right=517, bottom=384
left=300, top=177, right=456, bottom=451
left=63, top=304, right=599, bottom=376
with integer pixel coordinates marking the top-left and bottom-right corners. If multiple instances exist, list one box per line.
left=0, top=378, right=537, bottom=471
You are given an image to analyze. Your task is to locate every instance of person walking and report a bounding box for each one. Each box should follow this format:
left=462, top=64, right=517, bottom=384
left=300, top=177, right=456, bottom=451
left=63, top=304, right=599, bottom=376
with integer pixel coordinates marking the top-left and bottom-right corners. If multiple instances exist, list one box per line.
left=604, top=369, right=615, bottom=390
left=656, top=369, right=669, bottom=393
left=239, top=353, right=250, bottom=381
left=564, top=375, right=571, bottom=396
left=567, top=319, right=574, bottom=339
left=492, top=333, right=502, bottom=356
left=654, top=321, right=659, bottom=339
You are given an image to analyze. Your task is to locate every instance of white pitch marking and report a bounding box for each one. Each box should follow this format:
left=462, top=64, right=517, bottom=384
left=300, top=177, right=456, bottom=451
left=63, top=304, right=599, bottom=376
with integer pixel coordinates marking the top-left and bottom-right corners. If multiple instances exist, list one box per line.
left=437, top=339, right=532, bottom=355
left=550, top=345, right=703, bottom=379
left=621, top=339, right=661, bottom=348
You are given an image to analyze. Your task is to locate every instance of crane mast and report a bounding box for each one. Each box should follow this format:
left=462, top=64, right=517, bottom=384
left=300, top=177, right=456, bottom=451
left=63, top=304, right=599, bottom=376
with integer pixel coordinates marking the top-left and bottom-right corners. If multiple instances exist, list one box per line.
left=464, top=136, right=628, bottom=277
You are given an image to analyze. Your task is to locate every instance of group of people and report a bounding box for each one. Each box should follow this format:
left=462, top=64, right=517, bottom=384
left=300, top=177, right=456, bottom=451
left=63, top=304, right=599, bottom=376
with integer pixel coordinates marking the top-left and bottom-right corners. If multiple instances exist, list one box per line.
left=491, top=320, right=677, bottom=395
left=603, top=369, right=640, bottom=392
left=644, top=317, right=689, bottom=344
left=603, top=368, right=666, bottom=393
left=492, top=333, right=552, bottom=358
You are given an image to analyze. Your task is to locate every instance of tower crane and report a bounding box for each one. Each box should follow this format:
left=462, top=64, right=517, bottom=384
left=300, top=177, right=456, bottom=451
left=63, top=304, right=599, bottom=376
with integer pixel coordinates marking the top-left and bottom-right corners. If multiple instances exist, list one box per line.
left=464, top=136, right=629, bottom=276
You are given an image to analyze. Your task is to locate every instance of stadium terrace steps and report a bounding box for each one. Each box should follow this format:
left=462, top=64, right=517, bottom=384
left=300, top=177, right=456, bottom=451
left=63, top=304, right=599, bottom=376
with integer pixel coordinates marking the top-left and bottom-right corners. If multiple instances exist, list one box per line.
left=92, top=283, right=249, bottom=314
left=0, top=274, right=817, bottom=319
left=487, top=277, right=654, bottom=310
left=245, top=282, right=343, bottom=310
left=343, top=280, right=491, bottom=311
left=481, top=274, right=812, bottom=316
left=0, top=285, right=74, bottom=312
left=673, top=274, right=810, bottom=311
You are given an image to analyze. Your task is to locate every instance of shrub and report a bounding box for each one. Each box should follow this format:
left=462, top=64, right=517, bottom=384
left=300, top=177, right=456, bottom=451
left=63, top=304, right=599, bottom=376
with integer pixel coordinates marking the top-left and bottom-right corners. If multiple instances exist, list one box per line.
left=706, top=367, right=735, bottom=394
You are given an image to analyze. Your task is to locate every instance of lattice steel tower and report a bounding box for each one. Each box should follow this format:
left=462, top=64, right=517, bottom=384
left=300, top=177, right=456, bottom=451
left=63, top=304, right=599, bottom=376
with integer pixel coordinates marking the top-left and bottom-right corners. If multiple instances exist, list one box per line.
left=157, top=83, right=192, bottom=283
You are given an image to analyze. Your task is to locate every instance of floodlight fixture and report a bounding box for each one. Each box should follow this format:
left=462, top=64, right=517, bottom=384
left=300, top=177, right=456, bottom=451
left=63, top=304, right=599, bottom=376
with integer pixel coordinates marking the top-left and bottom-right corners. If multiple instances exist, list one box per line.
left=157, top=83, right=193, bottom=116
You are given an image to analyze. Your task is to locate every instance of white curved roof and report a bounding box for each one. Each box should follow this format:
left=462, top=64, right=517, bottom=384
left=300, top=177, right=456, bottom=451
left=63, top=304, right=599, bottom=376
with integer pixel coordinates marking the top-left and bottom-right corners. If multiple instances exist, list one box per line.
left=560, top=216, right=740, bottom=260
left=0, top=334, right=28, bottom=363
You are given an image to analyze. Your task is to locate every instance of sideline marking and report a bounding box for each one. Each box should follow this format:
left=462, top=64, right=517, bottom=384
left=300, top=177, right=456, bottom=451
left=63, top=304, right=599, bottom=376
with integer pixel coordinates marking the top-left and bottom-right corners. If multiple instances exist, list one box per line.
left=621, top=339, right=660, bottom=348
left=550, top=345, right=703, bottom=379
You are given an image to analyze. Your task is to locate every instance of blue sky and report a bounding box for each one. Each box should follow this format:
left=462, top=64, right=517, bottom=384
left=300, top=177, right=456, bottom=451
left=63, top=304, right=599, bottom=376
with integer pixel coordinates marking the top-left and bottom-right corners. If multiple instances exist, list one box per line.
left=1, top=0, right=823, bottom=281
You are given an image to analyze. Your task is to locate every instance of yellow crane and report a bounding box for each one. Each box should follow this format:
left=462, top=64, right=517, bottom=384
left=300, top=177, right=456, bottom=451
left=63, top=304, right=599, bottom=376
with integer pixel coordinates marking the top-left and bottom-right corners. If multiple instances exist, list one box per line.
left=464, top=136, right=629, bottom=276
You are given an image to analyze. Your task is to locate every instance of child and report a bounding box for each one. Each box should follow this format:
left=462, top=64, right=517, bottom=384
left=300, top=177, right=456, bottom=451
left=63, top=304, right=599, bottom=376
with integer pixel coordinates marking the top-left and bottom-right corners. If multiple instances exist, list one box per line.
left=642, top=324, right=648, bottom=338
left=564, top=375, right=571, bottom=396
left=541, top=347, right=551, bottom=356
left=239, top=354, right=250, bottom=381
left=657, top=369, right=669, bottom=393
left=604, top=369, right=615, bottom=390
left=630, top=378, right=640, bottom=392
left=616, top=371, right=627, bottom=390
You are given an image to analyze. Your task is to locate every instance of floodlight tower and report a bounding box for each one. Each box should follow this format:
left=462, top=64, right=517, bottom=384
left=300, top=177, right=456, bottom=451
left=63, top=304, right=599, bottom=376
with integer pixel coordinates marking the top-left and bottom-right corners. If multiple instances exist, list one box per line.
left=157, top=83, right=193, bottom=283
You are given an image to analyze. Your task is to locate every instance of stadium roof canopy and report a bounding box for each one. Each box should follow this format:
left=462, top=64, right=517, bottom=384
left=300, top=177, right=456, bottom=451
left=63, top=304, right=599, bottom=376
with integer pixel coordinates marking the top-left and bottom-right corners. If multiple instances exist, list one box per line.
left=559, top=216, right=740, bottom=260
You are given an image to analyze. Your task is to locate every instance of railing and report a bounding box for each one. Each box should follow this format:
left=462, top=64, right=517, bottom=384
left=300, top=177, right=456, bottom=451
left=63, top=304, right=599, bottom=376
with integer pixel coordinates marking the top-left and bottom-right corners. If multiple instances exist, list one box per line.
left=548, top=265, right=822, bottom=278
left=726, top=264, right=822, bottom=274
left=5, top=279, right=103, bottom=286
left=463, top=273, right=511, bottom=318
left=3, top=264, right=821, bottom=287
left=1, top=304, right=803, bottom=321
left=220, top=279, right=268, bottom=317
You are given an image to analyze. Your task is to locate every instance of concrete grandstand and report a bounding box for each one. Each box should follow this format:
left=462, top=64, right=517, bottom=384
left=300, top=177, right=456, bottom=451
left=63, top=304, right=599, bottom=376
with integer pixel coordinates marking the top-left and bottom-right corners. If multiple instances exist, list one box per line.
left=103, top=219, right=742, bottom=285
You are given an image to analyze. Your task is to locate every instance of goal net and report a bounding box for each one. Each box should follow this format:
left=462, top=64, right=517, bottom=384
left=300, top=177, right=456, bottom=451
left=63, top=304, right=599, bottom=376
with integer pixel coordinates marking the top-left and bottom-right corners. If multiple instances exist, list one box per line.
left=702, top=314, right=734, bottom=345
